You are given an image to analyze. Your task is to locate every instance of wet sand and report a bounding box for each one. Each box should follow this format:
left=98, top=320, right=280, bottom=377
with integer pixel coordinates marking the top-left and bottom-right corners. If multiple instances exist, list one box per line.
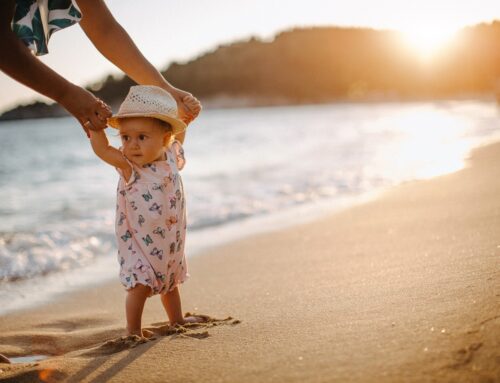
left=0, top=141, right=499, bottom=382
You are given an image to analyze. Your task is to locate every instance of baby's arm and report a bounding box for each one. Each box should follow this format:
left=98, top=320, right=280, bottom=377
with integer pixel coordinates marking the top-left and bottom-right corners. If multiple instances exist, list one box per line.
left=175, top=131, right=186, bottom=144
left=173, top=95, right=198, bottom=144
left=89, top=130, right=132, bottom=180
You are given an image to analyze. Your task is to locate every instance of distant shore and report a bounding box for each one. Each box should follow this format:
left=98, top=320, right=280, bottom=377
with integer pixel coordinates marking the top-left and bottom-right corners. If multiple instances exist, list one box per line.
left=3, top=20, right=500, bottom=122
left=0, top=137, right=499, bottom=382
left=1, top=93, right=497, bottom=122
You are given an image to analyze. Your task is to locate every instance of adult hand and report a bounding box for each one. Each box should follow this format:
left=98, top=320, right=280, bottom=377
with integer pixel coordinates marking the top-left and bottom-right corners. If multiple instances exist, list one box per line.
left=58, top=84, right=112, bottom=136
left=168, top=87, right=202, bottom=125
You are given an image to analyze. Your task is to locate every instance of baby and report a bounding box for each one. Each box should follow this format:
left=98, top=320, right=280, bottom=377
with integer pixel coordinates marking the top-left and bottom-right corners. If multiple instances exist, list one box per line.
left=89, top=85, right=203, bottom=337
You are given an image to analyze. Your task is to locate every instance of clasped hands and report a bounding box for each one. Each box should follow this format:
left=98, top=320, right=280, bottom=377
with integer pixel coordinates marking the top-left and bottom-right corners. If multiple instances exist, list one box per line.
left=61, top=85, right=201, bottom=137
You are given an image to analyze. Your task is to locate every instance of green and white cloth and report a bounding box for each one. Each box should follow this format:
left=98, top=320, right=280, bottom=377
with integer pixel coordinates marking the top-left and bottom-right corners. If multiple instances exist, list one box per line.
left=12, top=0, right=82, bottom=56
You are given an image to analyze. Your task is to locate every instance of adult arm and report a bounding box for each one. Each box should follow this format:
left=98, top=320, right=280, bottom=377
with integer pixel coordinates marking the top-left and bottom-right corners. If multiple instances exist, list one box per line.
left=77, top=0, right=201, bottom=124
left=0, top=0, right=111, bottom=133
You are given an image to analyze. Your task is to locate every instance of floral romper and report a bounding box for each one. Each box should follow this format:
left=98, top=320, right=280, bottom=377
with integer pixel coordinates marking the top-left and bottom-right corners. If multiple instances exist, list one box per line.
left=115, top=141, right=189, bottom=296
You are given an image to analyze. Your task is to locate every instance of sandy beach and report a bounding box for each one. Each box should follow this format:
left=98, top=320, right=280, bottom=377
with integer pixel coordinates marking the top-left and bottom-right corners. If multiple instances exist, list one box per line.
left=0, top=140, right=499, bottom=383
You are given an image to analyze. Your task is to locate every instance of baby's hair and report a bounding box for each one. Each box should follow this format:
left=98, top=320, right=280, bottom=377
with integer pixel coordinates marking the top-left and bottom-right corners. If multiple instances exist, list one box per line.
left=156, top=119, right=173, bottom=132
left=155, top=119, right=175, bottom=146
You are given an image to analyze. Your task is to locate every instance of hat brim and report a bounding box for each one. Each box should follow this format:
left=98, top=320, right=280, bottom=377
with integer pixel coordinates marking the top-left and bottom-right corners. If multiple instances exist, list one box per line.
left=107, top=113, right=187, bottom=136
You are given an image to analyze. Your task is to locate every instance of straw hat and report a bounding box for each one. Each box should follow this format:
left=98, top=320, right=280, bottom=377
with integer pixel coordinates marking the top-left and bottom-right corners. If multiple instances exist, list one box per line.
left=107, top=85, right=187, bottom=135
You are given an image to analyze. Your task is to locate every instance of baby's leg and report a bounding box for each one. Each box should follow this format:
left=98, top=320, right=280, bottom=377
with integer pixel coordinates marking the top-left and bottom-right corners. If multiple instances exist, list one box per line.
left=161, top=286, right=206, bottom=325
left=160, top=286, right=184, bottom=325
left=125, top=284, right=151, bottom=336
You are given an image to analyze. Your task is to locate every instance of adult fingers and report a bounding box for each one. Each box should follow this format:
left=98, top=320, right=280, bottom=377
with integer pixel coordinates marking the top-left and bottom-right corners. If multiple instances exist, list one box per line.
left=87, top=111, right=106, bottom=130
left=176, top=99, right=192, bottom=123
left=95, top=102, right=112, bottom=123
left=97, top=98, right=112, bottom=115
left=87, top=99, right=112, bottom=130
left=183, top=95, right=202, bottom=116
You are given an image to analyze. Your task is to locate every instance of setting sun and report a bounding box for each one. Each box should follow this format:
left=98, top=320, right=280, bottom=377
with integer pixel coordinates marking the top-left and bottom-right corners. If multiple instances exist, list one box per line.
left=400, top=24, right=459, bottom=61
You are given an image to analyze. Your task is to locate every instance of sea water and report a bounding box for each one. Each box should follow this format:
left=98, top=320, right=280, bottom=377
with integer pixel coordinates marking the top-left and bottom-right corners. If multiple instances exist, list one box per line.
left=0, top=100, right=499, bottom=314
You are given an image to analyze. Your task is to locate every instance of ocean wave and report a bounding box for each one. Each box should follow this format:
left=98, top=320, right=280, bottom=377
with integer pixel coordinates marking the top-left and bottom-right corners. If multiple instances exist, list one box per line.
left=0, top=229, right=114, bottom=283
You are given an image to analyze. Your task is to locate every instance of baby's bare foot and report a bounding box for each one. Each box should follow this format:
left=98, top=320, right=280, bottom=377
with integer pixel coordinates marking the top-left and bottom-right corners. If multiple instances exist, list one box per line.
left=182, top=315, right=208, bottom=324
left=126, top=328, right=153, bottom=340
left=142, top=329, right=155, bottom=339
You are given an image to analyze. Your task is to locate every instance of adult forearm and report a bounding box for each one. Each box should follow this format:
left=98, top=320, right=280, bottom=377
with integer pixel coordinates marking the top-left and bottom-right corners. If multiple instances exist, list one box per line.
left=102, top=25, right=171, bottom=88
left=0, top=29, right=75, bottom=103
left=77, top=0, right=179, bottom=91
left=76, top=0, right=200, bottom=124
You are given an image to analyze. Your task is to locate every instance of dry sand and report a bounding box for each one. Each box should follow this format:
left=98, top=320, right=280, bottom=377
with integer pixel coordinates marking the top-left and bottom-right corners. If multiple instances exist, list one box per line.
left=0, top=141, right=499, bottom=383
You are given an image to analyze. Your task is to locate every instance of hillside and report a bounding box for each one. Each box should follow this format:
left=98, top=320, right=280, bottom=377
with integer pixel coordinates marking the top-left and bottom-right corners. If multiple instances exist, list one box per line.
left=1, top=22, right=499, bottom=120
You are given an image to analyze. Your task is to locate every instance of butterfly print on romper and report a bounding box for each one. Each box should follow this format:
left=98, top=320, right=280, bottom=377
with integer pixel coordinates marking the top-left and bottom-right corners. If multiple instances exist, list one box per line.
left=150, top=247, right=163, bottom=260
left=135, top=259, right=150, bottom=273
left=152, top=183, right=165, bottom=193
left=149, top=202, right=162, bottom=215
left=118, top=212, right=126, bottom=225
left=169, top=196, right=176, bottom=209
left=175, top=231, right=182, bottom=251
left=138, top=214, right=145, bottom=226
left=170, top=242, right=175, bottom=254
left=165, top=215, right=178, bottom=230
left=177, top=239, right=183, bottom=252
left=121, top=230, right=132, bottom=242
left=153, top=226, right=166, bottom=238
left=155, top=271, right=166, bottom=282
left=142, top=234, right=153, bottom=246
left=142, top=190, right=153, bottom=201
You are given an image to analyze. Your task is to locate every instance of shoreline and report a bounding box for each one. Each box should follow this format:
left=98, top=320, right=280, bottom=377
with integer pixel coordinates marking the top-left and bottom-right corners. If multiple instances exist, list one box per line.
left=0, top=140, right=499, bottom=382
left=0, top=183, right=384, bottom=317
left=1, top=95, right=497, bottom=122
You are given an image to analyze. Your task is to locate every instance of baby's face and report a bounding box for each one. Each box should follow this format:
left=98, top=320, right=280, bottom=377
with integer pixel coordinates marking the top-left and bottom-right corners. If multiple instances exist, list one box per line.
left=118, top=117, right=171, bottom=165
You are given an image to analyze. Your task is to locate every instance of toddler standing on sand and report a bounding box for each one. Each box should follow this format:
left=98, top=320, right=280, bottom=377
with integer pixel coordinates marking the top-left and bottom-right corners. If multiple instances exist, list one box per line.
left=89, top=85, right=204, bottom=337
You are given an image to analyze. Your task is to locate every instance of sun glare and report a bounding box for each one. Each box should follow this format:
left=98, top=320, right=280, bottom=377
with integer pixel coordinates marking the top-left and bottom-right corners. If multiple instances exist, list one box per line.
left=400, top=25, right=459, bottom=62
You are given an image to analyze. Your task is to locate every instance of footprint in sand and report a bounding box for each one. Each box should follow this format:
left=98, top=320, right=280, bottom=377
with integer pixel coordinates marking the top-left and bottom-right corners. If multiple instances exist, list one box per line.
left=447, top=342, right=483, bottom=369
left=82, top=335, right=149, bottom=357
left=81, top=313, right=240, bottom=357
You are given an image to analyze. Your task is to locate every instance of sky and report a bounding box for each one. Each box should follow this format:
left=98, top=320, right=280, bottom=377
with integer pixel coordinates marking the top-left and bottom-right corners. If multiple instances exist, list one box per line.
left=0, top=0, right=499, bottom=113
